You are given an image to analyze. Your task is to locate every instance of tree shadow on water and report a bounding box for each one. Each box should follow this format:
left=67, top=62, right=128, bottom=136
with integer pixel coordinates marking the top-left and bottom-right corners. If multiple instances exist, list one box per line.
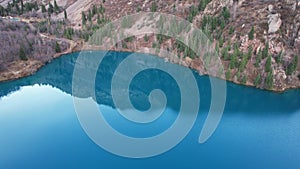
left=0, top=51, right=299, bottom=117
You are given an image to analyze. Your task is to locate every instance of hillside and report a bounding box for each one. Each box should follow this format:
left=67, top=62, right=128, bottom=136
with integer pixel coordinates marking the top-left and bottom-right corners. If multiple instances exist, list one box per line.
left=0, top=0, right=299, bottom=91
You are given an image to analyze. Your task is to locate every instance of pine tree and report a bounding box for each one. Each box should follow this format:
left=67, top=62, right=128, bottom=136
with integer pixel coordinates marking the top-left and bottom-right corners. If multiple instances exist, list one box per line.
left=222, top=7, right=230, bottom=22
left=64, top=27, right=74, bottom=40
left=286, top=55, right=299, bottom=75
left=219, top=36, right=224, bottom=47
left=254, top=74, right=261, bottom=87
left=144, top=34, right=149, bottom=42
left=54, top=0, right=59, bottom=12
left=293, top=55, right=299, bottom=70
left=0, top=5, right=5, bottom=16
left=199, top=0, right=211, bottom=11
left=97, top=14, right=101, bottom=24
left=230, top=52, right=237, bottom=69
left=221, top=45, right=229, bottom=60
left=41, top=5, right=46, bottom=13
left=88, top=10, right=92, bottom=21
left=215, top=43, right=220, bottom=54
left=211, top=17, right=217, bottom=30
left=25, top=3, right=31, bottom=12
left=265, top=55, right=272, bottom=72
left=229, top=43, right=240, bottom=69
left=188, top=13, right=194, bottom=23
left=226, top=70, right=231, bottom=80
left=16, top=4, right=20, bottom=15
left=34, top=2, right=39, bottom=10
left=229, top=26, right=235, bottom=35
left=55, top=42, right=61, bottom=53
left=151, top=1, right=157, bottom=12
left=48, top=2, right=54, bottom=15
left=202, top=15, right=208, bottom=30
left=19, top=45, right=27, bottom=61
left=239, top=54, right=248, bottom=72
left=275, top=51, right=283, bottom=64
left=99, top=5, right=104, bottom=14
left=236, top=71, right=241, bottom=81
left=7, top=3, right=12, bottom=14
left=247, top=45, right=253, bottom=59
left=20, top=0, right=24, bottom=14
left=255, top=49, right=262, bottom=67
left=92, top=5, right=97, bottom=16
left=265, top=72, right=274, bottom=89
left=242, top=76, right=247, bottom=85
left=82, top=11, right=86, bottom=26
left=64, top=9, right=67, bottom=19
left=220, top=19, right=225, bottom=30
left=248, top=26, right=255, bottom=40
left=262, top=42, right=269, bottom=58
left=137, top=7, right=141, bottom=12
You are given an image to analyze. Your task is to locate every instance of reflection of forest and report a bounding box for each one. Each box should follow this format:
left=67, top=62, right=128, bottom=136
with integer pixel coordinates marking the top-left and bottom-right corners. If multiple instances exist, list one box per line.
left=0, top=51, right=299, bottom=116
left=0, top=51, right=183, bottom=111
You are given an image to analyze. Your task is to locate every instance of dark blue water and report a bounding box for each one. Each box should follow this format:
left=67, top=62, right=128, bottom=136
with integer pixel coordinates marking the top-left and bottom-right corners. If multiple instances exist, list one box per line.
left=0, top=51, right=300, bottom=169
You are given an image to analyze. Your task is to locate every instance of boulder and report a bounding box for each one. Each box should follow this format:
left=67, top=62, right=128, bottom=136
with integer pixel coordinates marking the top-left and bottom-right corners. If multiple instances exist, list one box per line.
left=268, top=13, right=282, bottom=34
left=268, top=4, right=274, bottom=13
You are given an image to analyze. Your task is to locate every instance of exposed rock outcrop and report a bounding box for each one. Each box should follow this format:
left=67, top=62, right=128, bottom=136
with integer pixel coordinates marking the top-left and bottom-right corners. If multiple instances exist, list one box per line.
left=268, top=13, right=282, bottom=34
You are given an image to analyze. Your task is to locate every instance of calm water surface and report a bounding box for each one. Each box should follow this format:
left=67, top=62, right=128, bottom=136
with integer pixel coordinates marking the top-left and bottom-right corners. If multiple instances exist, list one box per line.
left=0, top=51, right=300, bottom=169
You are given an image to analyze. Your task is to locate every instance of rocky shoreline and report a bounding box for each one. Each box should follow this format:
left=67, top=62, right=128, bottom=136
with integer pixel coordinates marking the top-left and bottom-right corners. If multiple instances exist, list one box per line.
left=0, top=44, right=299, bottom=93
